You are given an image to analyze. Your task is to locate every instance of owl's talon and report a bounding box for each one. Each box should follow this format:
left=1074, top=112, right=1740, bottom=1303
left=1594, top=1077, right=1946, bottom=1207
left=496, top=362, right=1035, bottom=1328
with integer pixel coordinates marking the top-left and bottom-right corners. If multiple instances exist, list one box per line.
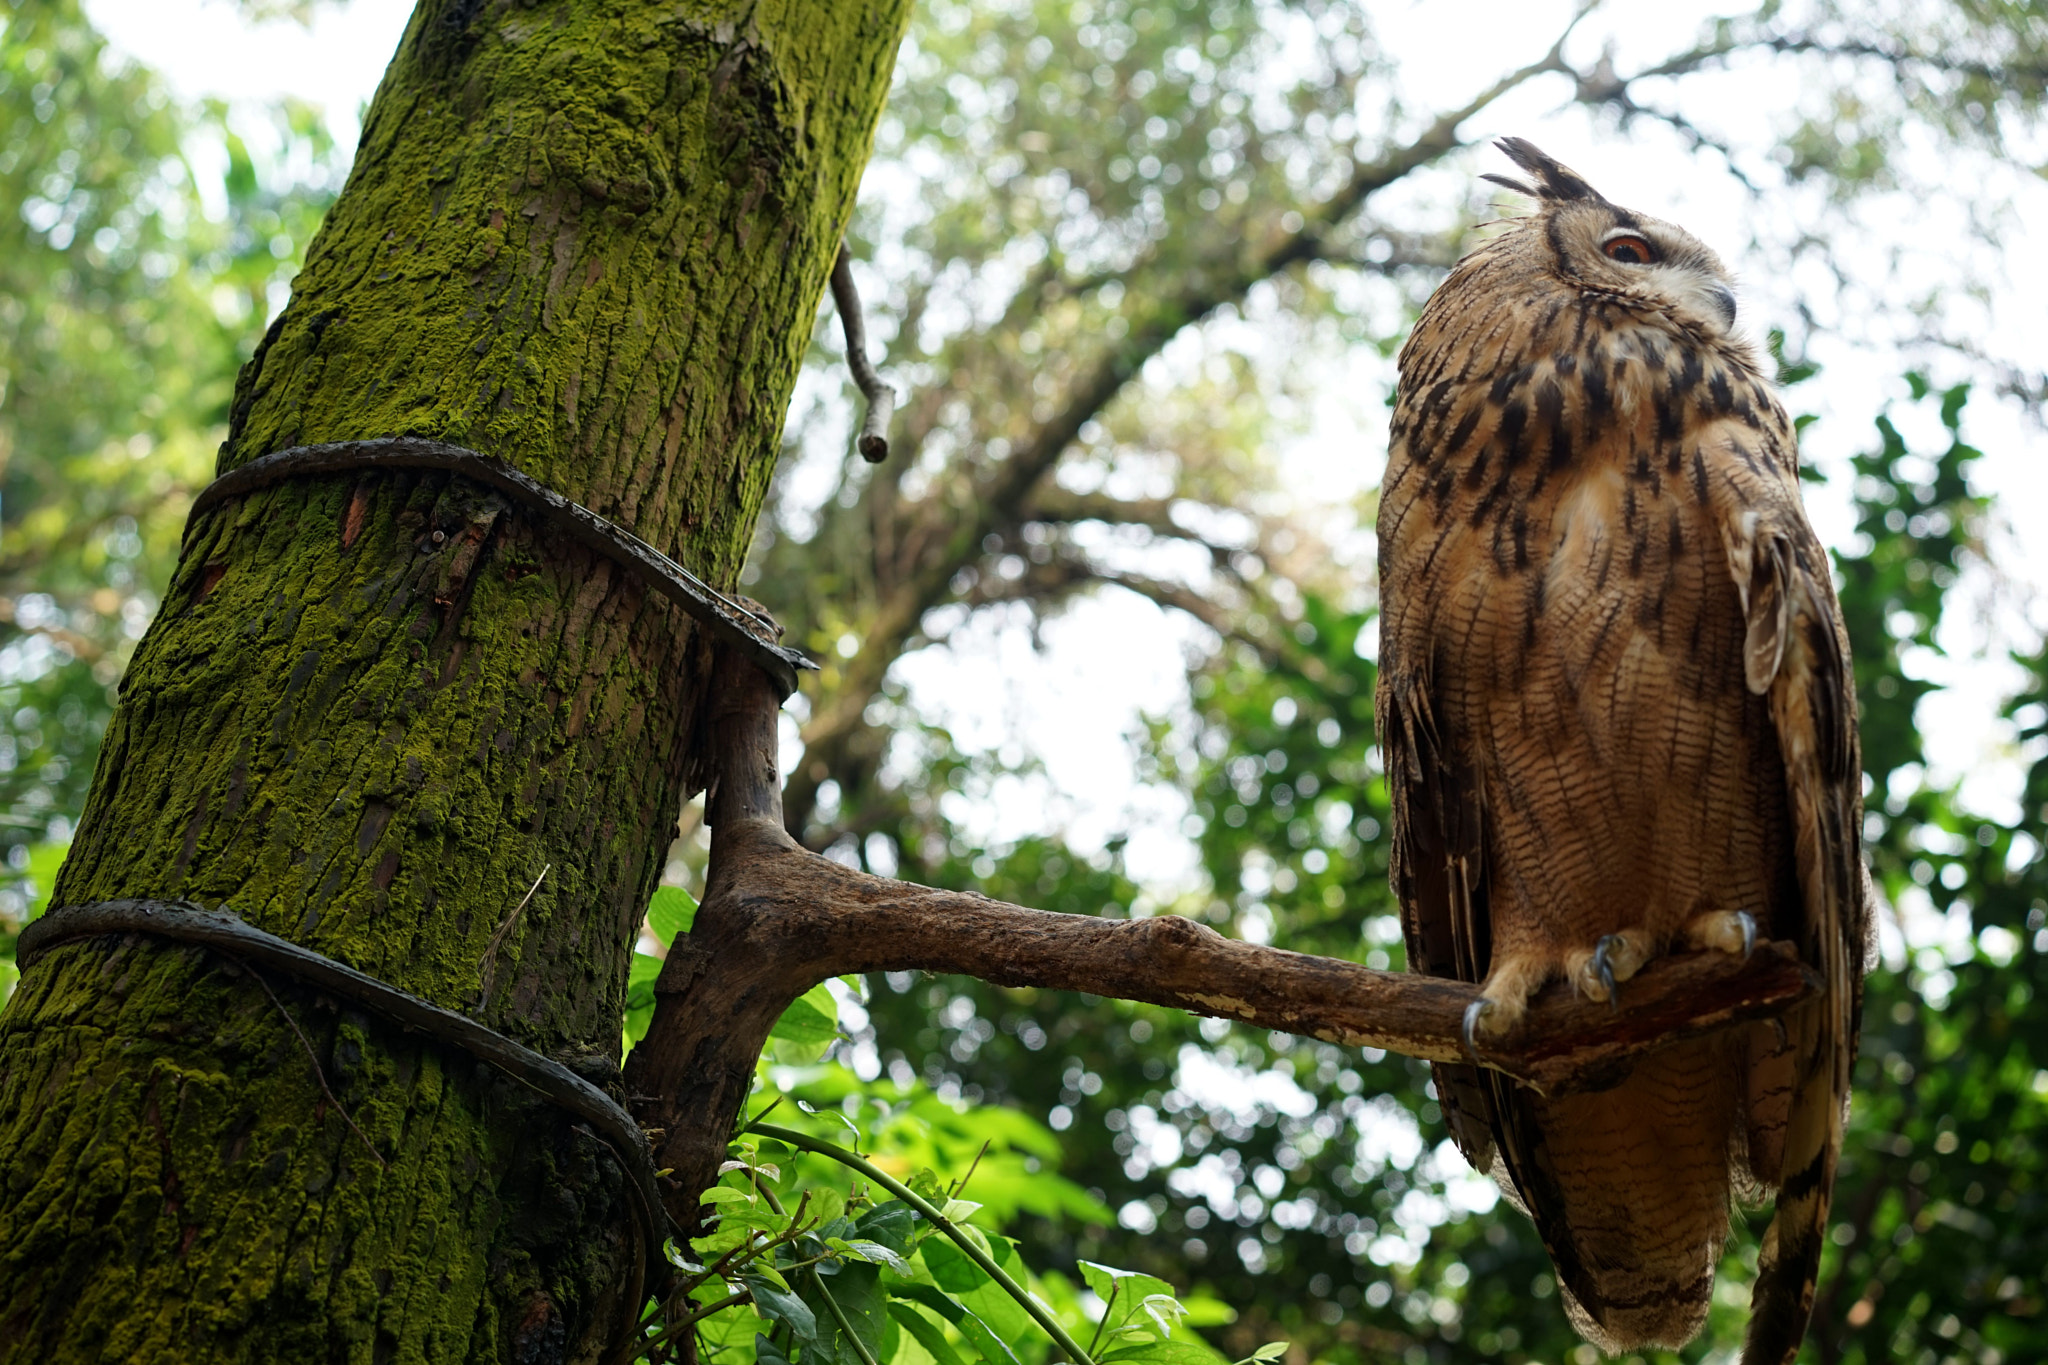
left=1593, top=935, right=1621, bottom=1012
left=1461, top=1000, right=1490, bottom=1065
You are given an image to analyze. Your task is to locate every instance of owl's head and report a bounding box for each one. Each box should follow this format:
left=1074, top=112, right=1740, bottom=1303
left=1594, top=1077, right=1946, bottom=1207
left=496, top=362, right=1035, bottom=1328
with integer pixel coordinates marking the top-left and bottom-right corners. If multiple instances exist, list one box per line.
left=1482, top=137, right=1740, bottom=340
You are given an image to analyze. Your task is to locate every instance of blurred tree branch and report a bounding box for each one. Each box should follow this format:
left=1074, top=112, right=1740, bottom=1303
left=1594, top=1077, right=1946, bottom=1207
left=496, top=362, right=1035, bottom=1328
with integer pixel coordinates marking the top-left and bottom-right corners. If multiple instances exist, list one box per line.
left=770, top=0, right=2048, bottom=854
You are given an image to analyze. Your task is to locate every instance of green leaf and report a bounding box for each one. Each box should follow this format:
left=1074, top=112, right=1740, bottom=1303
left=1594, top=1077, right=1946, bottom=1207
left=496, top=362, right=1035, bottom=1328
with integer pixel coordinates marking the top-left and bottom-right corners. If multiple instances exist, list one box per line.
left=937, top=1199, right=983, bottom=1225
left=1103, top=1343, right=1222, bottom=1365
left=1239, top=1343, right=1289, bottom=1364
left=646, top=885, right=697, bottom=945
left=771, top=983, right=840, bottom=1044
left=22, top=842, right=67, bottom=922
left=767, top=983, right=842, bottom=1064
left=1078, top=1263, right=1179, bottom=1336
left=746, top=1274, right=818, bottom=1347
left=1139, top=1292, right=1189, bottom=1338
left=723, top=1206, right=791, bottom=1235
left=746, top=1263, right=795, bottom=1295
left=693, top=1222, right=752, bottom=1257
left=800, top=1261, right=889, bottom=1365
left=853, top=1201, right=920, bottom=1257
left=888, top=1301, right=972, bottom=1365
left=919, top=1236, right=989, bottom=1294
left=831, top=1238, right=911, bottom=1274
left=697, top=1302, right=762, bottom=1357
left=622, top=950, right=663, bottom=1052
left=889, top=1285, right=1022, bottom=1365
left=1175, top=1295, right=1237, bottom=1329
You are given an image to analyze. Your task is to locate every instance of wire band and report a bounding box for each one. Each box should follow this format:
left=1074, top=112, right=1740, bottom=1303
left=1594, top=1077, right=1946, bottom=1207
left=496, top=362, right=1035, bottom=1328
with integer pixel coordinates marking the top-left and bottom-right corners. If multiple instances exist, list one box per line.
left=17, top=899, right=674, bottom=1338
left=186, top=436, right=815, bottom=698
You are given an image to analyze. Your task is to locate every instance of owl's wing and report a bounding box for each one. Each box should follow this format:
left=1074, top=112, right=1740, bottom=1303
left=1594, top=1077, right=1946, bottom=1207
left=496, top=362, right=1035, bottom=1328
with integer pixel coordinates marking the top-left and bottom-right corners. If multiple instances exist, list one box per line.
left=1719, top=444, right=1868, bottom=1365
left=1377, top=666, right=1499, bottom=1170
left=1379, top=644, right=1605, bottom=1305
left=1375, top=366, right=1600, bottom=1298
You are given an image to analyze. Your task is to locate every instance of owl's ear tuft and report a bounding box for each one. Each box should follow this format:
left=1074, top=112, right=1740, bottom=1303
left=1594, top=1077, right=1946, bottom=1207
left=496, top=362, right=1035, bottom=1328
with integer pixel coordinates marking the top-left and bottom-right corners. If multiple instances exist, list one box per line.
left=1480, top=172, right=1538, bottom=198
left=1492, top=137, right=1607, bottom=204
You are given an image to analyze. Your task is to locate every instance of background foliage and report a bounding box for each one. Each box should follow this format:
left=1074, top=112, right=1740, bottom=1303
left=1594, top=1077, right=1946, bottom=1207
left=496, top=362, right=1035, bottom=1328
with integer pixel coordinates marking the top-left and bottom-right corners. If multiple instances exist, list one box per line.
left=5, top=2, right=2047, bottom=1363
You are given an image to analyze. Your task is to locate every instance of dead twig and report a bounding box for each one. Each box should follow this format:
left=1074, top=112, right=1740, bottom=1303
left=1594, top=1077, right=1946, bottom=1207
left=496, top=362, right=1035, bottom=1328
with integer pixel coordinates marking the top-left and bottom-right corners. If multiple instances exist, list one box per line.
left=476, top=863, right=550, bottom=1009
left=831, top=243, right=896, bottom=463
left=237, top=957, right=388, bottom=1169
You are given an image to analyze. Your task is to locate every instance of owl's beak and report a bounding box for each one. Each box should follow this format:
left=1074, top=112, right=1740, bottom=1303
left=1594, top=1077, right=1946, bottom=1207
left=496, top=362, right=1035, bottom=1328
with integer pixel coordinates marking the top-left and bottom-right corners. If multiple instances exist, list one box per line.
left=1710, top=286, right=1738, bottom=332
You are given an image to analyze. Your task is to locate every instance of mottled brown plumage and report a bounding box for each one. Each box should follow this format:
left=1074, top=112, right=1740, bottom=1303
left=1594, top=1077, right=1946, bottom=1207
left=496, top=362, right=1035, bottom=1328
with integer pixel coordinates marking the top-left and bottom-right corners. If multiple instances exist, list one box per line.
left=1376, top=139, right=1867, bottom=1361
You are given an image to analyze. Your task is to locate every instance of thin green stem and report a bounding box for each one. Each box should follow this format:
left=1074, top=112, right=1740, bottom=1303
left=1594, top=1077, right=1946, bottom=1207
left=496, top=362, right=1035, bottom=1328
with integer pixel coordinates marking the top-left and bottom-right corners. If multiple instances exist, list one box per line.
left=746, top=1171, right=879, bottom=1365
left=1088, top=1280, right=1121, bottom=1356
left=638, top=1287, right=753, bottom=1362
left=810, top=1264, right=882, bottom=1365
left=749, top=1122, right=1099, bottom=1365
left=950, top=1140, right=992, bottom=1200
left=641, top=1189, right=811, bottom=1333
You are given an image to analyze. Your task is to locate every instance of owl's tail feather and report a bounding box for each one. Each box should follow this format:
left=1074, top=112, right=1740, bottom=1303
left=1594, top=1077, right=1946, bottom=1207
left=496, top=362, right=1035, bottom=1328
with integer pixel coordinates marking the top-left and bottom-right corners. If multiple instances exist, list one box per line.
left=1740, top=1005, right=1841, bottom=1364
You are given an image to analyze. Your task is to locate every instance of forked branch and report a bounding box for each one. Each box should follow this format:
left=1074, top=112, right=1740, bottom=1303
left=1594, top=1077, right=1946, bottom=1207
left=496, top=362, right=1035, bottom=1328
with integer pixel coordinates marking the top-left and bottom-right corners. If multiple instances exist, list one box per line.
left=624, top=652, right=1822, bottom=1225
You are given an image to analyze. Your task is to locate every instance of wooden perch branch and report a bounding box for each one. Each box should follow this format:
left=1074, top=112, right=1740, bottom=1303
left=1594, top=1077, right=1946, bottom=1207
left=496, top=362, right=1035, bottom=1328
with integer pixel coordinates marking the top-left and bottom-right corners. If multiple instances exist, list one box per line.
left=624, top=652, right=1823, bottom=1226
left=694, top=817, right=1816, bottom=1086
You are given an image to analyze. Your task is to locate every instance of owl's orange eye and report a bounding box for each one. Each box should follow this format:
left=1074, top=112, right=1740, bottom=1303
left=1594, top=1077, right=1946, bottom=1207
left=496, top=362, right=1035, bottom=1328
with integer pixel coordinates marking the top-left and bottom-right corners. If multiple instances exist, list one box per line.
left=1603, top=234, right=1655, bottom=265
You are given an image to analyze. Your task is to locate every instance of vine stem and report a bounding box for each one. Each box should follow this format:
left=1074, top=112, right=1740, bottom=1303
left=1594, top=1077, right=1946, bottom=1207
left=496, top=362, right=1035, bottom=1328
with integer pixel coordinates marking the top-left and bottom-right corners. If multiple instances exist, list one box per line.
left=751, top=1176, right=881, bottom=1365
left=748, top=1122, right=1100, bottom=1365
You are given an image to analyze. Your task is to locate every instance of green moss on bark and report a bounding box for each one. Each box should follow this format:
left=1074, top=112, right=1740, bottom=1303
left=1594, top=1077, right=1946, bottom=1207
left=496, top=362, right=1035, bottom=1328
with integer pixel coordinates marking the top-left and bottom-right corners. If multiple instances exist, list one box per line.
left=0, top=2, right=912, bottom=1360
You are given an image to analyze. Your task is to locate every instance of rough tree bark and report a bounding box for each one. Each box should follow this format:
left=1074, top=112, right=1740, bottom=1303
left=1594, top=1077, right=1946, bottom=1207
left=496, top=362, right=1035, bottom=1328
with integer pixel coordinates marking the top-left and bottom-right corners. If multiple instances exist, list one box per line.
left=0, top=3, right=911, bottom=1361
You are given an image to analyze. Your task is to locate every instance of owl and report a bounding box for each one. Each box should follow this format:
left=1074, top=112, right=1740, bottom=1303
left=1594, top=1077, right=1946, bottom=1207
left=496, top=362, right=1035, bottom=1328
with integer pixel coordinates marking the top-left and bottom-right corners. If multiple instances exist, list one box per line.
left=1375, top=139, right=1866, bottom=1362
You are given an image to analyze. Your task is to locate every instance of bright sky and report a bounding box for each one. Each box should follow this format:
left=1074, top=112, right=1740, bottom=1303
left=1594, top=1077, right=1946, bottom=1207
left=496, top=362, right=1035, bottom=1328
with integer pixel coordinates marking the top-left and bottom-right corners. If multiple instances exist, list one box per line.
left=86, top=0, right=2048, bottom=910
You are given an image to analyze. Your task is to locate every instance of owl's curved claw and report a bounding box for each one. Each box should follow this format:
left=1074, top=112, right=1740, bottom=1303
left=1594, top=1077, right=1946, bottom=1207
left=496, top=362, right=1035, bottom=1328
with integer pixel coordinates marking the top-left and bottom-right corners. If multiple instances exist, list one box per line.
left=1737, top=910, right=1757, bottom=959
left=1461, top=1000, right=1490, bottom=1066
left=1593, top=936, right=1621, bottom=1013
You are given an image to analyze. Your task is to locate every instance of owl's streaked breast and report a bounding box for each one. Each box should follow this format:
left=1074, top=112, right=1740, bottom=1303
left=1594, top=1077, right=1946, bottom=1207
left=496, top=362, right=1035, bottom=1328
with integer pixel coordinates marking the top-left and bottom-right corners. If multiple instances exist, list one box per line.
left=1383, top=285, right=1798, bottom=941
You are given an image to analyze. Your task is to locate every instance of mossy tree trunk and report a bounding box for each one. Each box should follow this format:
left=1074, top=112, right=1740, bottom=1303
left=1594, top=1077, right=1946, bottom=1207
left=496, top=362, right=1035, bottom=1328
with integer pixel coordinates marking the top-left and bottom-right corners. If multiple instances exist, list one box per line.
left=0, top=2, right=910, bottom=1360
